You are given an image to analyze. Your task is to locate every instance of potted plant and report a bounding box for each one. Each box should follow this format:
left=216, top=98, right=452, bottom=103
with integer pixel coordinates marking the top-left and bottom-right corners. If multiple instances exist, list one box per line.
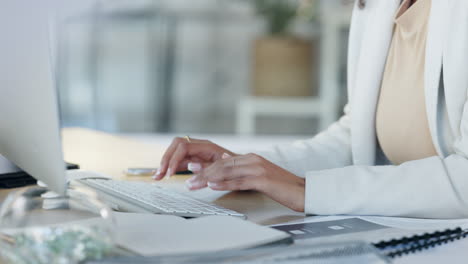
left=251, top=0, right=318, bottom=97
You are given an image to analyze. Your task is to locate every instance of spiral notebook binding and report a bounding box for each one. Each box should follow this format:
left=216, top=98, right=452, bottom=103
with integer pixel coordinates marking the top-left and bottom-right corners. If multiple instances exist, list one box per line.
left=373, top=227, right=468, bottom=258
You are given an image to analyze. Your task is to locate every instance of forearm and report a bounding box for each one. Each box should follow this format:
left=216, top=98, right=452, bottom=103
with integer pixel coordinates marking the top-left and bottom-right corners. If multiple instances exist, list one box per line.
left=261, top=173, right=306, bottom=212
left=304, top=155, right=468, bottom=218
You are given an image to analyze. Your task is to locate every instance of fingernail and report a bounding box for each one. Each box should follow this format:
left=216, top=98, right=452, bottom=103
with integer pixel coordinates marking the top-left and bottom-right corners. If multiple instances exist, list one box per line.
left=153, top=169, right=161, bottom=180
left=222, top=153, right=231, bottom=159
left=186, top=177, right=205, bottom=190
left=187, top=176, right=197, bottom=183
left=188, top=162, right=202, bottom=172
left=208, top=182, right=219, bottom=188
left=185, top=179, right=193, bottom=189
left=165, top=168, right=172, bottom=179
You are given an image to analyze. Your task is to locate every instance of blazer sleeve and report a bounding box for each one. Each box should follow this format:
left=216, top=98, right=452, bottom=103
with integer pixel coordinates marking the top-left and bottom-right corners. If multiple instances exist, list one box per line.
left=258, top=105, right=353, bottom=177
left=305, top=101, right=468, bottom=219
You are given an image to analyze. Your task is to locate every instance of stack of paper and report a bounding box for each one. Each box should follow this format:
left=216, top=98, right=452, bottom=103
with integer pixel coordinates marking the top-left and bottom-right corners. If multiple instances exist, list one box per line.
left=110, top=212, right=290, bottom=256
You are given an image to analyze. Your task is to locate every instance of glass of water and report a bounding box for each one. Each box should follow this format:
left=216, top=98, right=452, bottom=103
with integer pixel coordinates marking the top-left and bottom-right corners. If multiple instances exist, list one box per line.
left=0, top=185, right=116, bottom=264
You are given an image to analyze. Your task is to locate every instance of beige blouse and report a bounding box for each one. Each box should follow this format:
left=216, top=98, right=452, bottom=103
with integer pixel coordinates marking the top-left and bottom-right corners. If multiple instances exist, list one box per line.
left=376, top=0, right=437, bottom=165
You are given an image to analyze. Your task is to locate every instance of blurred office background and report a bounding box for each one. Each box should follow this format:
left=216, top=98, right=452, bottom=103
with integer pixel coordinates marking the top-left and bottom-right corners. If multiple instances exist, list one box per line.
left=54, top=0, right=353, bottom=136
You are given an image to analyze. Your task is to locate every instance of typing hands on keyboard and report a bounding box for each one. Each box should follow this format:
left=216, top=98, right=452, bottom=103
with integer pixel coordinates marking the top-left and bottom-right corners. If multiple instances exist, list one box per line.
left=77, top=178, right=246, bottom=219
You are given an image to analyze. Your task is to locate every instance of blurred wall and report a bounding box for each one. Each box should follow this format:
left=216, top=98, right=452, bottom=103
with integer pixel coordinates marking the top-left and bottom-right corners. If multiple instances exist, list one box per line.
left=56, top=0, right=351, bottom=135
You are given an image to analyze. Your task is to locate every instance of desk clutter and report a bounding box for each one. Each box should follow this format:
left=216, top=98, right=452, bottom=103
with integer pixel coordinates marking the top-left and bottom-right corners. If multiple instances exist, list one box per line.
left=0, top=186, right=116, bottom=264
left=1, top=129, right=468, bottom=263
left=0, top=195, right=291, bottom=263
left=2, top=191, right=468, bottom=264
left=88, top=216, right=468, bottom=264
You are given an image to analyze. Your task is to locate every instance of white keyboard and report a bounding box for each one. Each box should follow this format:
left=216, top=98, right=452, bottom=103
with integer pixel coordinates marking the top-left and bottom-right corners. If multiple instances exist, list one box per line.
left=77, top=178, right=246, bottom=219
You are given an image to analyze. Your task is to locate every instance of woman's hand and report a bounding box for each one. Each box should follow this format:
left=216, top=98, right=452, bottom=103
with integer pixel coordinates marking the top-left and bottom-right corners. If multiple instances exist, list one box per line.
left=154, top=137, right=236, bottom=182
left=187, top=153, right=306, bottom=212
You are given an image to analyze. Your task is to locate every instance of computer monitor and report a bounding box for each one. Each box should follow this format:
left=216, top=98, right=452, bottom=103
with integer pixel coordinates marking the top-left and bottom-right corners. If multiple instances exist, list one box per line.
left=0, top=0, right=66, bottom=195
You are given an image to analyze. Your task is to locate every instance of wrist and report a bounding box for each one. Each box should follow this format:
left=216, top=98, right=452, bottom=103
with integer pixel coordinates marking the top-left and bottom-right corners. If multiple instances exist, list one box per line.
left=263, top=174, right=306, bottom=213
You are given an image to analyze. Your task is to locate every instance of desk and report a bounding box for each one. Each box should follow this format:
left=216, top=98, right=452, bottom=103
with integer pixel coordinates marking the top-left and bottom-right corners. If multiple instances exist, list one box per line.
left=1, top=128, right=468, bottom=263
left=0, top=127, right=304, bottom=225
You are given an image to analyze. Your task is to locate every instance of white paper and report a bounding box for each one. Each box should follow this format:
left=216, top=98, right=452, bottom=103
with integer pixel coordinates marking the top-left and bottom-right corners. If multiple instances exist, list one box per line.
left=111, top=212, right=290, bottom=256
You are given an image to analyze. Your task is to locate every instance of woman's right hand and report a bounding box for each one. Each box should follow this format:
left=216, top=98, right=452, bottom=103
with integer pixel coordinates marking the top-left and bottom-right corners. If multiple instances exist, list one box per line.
left=154, top=137, right=236, bottom=188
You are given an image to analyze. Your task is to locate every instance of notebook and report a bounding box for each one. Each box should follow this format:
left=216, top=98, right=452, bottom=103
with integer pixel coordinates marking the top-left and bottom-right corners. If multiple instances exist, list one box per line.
left=373, top=227, right=468, bottom=259
left=272, top=216, right=468, bottom=261
left=272, top=216, right=468, bottom=245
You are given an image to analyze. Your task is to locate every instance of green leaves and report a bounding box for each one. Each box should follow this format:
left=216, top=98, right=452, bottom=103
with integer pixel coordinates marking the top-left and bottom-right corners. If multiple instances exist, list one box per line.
left=253, top=0, right=299, bottom=35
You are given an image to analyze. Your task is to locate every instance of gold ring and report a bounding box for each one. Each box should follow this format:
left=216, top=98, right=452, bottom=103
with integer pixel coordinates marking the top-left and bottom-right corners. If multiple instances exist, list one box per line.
left=184, top=135, right=192, bottom=143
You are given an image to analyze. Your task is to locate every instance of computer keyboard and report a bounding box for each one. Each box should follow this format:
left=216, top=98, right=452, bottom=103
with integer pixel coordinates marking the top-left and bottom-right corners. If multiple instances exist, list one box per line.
left=77, top=178, right=246, bottom=219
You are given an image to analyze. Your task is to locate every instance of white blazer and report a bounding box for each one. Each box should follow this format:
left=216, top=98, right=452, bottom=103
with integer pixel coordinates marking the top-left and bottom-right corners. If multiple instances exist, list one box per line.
left=261, top=0, right=468, bottom=219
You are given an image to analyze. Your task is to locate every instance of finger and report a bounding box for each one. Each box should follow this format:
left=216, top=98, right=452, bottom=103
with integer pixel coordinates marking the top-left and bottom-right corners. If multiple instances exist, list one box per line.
left=207, top=178, right=251, bottom=191
left=180, top=137, right=209, bottom=143
left=155, top=160, right=189, bottom=180
left=166, top=143, right=219, bottom=180
left=187, top=162, right=205, bottom=173
left=159, top=138, right=210, bottom=177
left=185, top=160, right=212, bottom=173
left=185, top=175, right=208, bottom=191
left=176, top=157, right=205, bottom=173
left=158, top=137, right=186, bottom=178
left=202, top=156, right=257, bottom=183
left=157, top=140, right=211, bottom=180
left=153, top=159, right=201, bottom=180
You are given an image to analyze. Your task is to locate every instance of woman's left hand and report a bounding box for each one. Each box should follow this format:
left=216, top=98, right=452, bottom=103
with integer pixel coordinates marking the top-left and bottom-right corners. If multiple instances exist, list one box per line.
left=186, top=153, right=306, bottom=212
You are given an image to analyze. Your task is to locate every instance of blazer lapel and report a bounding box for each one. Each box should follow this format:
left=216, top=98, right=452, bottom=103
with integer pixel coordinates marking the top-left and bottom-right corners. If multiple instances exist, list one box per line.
left=442, top=0, right=468, bottom=142
left=424, top=0, right=447, bottom=156
left=351, top=0, right=400, bottom=165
